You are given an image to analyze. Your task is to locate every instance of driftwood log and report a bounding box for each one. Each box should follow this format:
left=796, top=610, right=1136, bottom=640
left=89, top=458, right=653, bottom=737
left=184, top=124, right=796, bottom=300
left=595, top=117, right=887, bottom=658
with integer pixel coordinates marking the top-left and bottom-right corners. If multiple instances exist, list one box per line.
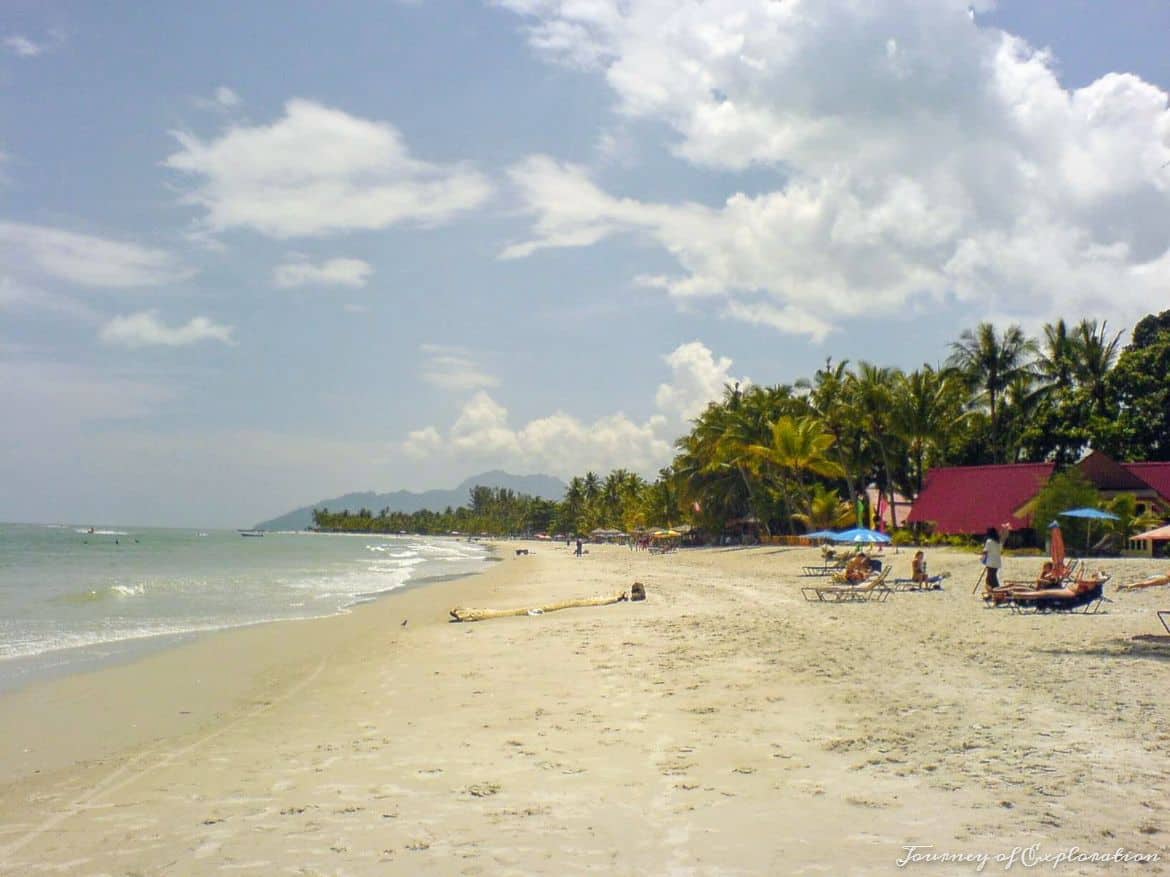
left=450, top=590, right=632, bottom=623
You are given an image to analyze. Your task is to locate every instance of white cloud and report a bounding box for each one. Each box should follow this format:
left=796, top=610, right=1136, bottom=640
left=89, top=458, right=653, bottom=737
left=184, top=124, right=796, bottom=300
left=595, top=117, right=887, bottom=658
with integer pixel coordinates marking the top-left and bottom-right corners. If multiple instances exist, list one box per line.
left=273, top=256, right=373, bottom=288
left=195, top=86, right=243, bottom=113
left=164, top=99, right=494, bottom=238
left=214, top=86, right=240, bottom=108
left=402, top=340, right=739, bottom=475
left=418, top=344, right=499, bottom=391
left=5, top=34, right=46, bottom=57
left=100, top=311, right=235, bottom=348
left=0, top=222, right=190, bottom=288
left=499, top=0, right=1170, bottom=338
left=654, top=341, right=744, bottom=422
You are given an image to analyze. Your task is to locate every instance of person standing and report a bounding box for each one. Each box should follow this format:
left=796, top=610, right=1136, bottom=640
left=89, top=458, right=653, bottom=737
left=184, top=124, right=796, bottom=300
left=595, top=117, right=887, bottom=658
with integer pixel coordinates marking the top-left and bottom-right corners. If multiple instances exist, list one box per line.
left=982, top=523, right=1010, bottom=593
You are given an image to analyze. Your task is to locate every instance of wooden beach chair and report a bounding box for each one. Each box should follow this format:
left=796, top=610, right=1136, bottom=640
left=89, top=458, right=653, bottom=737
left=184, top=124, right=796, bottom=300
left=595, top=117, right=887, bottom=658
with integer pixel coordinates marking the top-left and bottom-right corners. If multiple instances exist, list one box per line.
left=801, top=567, right=892, bottom=603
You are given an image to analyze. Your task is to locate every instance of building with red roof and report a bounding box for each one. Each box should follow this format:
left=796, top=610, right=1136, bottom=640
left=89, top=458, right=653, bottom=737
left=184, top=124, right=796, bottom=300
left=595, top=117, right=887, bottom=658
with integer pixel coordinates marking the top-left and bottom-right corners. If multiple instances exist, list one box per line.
left=905, top=463, right=1055, bottom=535
left=905, top=451, right=1170, bottom=536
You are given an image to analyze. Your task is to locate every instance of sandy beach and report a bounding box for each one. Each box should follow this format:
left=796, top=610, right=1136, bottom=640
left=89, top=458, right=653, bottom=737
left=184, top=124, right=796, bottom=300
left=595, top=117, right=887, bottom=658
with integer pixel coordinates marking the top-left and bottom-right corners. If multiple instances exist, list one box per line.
left=1, top=542, right=1168, bottom=875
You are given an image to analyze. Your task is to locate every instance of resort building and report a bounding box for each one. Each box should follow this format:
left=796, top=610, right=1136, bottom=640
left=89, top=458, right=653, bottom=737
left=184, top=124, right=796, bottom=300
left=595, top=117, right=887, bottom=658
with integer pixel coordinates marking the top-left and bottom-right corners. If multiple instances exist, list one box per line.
left=905, top=451, right=1170, bottom=537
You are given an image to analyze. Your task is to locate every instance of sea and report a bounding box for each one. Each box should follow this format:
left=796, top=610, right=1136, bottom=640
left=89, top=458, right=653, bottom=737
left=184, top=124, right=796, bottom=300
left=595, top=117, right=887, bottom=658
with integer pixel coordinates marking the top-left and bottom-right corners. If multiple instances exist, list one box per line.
left=0, top=523, right=491, bottom=694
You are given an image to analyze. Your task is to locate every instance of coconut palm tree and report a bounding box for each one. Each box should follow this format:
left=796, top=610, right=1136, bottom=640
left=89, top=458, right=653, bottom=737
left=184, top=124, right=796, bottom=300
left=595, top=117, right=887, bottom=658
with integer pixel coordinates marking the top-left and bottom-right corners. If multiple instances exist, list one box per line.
left=847, top=362, right=905, bottom=526
left=947, top=322, right=1038, bottom=462
left=792, top=483, right=855, bottom=531
left=1072, top=318, right=1122, bottom=417
left=747, top=415, right=844, bottom=533
left=890, top=366, right=966, bottom=498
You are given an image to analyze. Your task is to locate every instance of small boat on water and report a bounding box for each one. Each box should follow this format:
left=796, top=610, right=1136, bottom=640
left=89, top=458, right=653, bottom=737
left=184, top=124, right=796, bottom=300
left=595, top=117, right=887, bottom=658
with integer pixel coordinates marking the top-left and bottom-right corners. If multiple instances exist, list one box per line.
left=238, top=530, right=265, bottom=538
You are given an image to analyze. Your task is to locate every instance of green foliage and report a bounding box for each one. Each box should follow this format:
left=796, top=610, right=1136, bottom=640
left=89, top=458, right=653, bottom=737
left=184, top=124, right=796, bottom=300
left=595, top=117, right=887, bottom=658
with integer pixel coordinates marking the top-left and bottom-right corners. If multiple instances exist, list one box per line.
left=1030, top=468, right=1101, bottom=550
left=1102, top=310, right=1170, bottom=461
left=890, top=528, right=915, bottom=547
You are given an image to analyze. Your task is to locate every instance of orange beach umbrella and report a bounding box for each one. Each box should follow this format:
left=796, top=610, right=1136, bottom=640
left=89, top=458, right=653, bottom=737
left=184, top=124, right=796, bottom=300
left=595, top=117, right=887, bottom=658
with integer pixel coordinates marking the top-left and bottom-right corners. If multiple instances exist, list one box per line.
left=1048, top=521, right=1065, bottom=571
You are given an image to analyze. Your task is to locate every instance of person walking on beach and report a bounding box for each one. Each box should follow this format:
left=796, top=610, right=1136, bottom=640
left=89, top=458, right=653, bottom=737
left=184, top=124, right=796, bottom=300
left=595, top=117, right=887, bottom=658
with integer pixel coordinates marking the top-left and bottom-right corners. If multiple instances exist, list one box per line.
left=982, top=523, right=1009, bottom=594
left=575, top=538, right=583, bottom=557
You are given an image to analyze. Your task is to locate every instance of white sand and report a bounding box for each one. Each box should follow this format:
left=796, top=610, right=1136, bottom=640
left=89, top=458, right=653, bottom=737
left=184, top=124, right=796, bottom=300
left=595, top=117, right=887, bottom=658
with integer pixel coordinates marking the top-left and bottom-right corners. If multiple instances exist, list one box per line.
left=0, top=543, right=1168, bottom=875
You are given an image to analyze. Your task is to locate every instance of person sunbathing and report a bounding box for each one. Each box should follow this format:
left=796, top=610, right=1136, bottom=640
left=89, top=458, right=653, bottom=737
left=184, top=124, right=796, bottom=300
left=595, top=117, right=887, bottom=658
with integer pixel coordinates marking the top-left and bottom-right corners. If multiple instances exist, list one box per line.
left=1118, top=569, right=1170, bottom=591
left=1006, top=573, right=1108, bottom=602
left=843, top=552, right=873, bottom=584
left=830, top=552, right=873, bottom=584
left=1034, top=560, right=1064, bottom=589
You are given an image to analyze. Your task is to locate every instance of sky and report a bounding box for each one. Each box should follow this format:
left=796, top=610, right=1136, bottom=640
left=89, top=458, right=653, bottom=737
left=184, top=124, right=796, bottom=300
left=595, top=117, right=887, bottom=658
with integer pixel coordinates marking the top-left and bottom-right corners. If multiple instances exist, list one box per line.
left=2, top=1, right=1169, bottom=528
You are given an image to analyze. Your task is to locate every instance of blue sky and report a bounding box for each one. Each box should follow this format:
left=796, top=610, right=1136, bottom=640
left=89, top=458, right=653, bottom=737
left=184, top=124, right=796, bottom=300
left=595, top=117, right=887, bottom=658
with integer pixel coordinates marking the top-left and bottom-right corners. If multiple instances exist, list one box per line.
left=2, top=1, right=1169, bottom=528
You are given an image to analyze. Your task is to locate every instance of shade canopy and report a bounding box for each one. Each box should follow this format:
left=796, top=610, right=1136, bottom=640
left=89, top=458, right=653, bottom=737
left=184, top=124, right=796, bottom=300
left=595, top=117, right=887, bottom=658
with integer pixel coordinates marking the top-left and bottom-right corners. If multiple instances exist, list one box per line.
left=1059, top=507, right=1120, bottom=520
left=1131, top=524, right=1170, bottom=542
left=804, top=529, right=838, bottom=540
left=830, top=527, right=892, bottom=544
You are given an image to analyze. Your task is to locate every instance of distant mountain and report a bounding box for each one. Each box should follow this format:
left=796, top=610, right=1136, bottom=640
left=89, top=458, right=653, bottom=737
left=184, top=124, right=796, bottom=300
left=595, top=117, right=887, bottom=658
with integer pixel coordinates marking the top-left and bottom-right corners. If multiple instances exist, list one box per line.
left=253, top=470, right=567, bottom=531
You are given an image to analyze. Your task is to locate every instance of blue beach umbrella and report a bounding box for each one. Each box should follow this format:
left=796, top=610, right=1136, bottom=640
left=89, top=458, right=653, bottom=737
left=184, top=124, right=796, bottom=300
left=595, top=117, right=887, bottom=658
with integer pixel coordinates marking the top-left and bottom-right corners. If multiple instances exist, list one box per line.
left=804, top=529, right=838, bottom=540
left=1059, top=507, right=1120, bottom=554
left=1058, top=507, right=1120, bottom=521
left=831, top=527, right=892, bottom=544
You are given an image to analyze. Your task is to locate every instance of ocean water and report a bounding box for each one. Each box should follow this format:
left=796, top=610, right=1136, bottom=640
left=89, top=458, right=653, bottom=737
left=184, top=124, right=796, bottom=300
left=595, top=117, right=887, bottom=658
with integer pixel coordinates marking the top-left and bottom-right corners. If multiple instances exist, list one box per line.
left=0, top=524, right=490, bottom=693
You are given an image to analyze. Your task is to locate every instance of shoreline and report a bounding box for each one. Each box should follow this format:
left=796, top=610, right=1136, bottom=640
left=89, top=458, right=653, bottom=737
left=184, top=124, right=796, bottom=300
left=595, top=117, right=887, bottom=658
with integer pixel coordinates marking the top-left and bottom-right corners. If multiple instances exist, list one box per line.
left=1, top=542, right=1168, bottom=873
left=0, top=543, right=499, bottom=785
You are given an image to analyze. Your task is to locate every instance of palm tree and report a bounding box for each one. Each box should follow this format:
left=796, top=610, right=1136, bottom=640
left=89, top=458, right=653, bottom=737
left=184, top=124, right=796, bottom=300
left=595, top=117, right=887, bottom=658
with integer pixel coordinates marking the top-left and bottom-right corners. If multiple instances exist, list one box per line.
left=1037, top=319, right=1076, bottom=392
left=848, top=362, right=905, bottom=526
left=890, top=366, right=966, bottom=497
left=947, top=322, right=1038, bottom=462
left=799, top=358, right=866, bottom=506
left=1072, top=319, right=1122, bottom=417
left=747, top=415, right=844, bottom=532
left=792, top=483, right=855, bottom=531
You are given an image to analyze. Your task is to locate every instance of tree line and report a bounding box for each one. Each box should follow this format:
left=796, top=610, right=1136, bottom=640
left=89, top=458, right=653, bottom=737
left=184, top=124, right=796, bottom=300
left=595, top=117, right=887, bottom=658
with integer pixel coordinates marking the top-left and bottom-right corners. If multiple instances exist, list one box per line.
left=314, top=310, right=1170, bottom=540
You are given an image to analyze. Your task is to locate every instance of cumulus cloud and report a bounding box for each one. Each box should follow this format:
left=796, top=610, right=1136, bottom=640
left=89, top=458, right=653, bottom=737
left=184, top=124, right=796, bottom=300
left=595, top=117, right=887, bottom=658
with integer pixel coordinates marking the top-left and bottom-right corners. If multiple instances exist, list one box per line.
left=163, top=99, right=494, bottom=238
left=654, top=341, right=744, bottom=421
left=402, top=340, right=742, bottom=475
left=418, top=344, right=499, bottom=392
left=0, top=222, right=190, bottom=288
left=273, top=256, right=373, bottom=288
left=499, top=0, right=1170, bottom=338
left=100, top=311, right=235, bottom=348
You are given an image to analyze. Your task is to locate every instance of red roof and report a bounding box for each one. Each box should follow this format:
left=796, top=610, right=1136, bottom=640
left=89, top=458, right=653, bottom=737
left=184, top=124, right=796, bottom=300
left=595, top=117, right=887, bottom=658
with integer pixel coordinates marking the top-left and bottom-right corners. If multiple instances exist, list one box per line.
left=1122, top=462, right=1170, bottom=503
left=905, top=463, right=1055, bottom=534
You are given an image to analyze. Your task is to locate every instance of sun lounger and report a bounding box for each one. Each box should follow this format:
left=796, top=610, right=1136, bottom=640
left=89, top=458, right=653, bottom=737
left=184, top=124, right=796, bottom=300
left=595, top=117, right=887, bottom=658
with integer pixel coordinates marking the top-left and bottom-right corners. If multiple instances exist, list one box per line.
left=890, top=574, right=946, bottom=592
left=801, top=558, right=849, bottom=577
left=802, top=568, right=892, bottom=603
left=1009, top=576, right=1110, bottom=614
left=1158, top=611, right=1170, bottom=635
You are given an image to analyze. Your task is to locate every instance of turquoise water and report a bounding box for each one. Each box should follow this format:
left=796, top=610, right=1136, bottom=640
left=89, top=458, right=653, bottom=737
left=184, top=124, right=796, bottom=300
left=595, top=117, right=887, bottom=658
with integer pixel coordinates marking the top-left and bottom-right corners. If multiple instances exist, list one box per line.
left=0, top=523, right=489, bottom=692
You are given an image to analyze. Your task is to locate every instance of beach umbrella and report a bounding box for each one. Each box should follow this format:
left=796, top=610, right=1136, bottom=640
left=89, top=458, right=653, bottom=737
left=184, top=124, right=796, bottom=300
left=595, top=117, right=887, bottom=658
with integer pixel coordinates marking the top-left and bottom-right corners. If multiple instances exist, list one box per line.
left=1059, top=507, right=1120, bottom=554
left=1131, top=524, right=1170, bottom=541
left=830, top=527, right=892, bottom=544
left=1059, top=508, right=1120, bottom=521
left=804, top=529, right=837, bottom=540
left=1047, top=520, right=1065, bottom=571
